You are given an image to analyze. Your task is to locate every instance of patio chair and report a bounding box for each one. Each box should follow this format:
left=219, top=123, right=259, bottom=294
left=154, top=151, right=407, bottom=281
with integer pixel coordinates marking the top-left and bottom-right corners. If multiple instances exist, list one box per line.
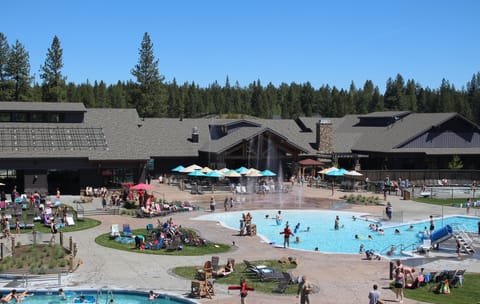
left=258, top=268, right=285, bottom=282
left=273, top=275, right=290, bottom=293
left=122, top=224, right=132, bottom=237
left=211, top=256, right=220, bottom=272
left=110, top=224, right=120, bottom=238
left=449, top=269, right=466, bottom=288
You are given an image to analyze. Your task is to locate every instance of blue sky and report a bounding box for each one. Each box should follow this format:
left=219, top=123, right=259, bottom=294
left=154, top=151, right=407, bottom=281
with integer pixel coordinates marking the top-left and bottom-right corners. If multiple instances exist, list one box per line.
left=3, top=0, right=479, bottom=90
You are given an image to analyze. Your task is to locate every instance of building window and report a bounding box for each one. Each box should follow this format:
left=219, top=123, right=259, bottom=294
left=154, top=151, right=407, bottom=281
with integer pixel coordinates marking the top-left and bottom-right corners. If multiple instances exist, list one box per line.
left=12, top=113, right=28, bottom=122
left=30, top=113, right=47, bottom=122
left=0, top=113, right=10, bottom=122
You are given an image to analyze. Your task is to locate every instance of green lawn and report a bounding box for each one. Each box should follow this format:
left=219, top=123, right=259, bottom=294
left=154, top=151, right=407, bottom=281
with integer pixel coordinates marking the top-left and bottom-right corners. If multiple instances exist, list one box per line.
left=412, top=197, right=469, bottom=207
left=403, top=274, right=480, bottom=304
left=95, top=228, right=230, bottom=256
left=173, top=260, right=298, bottom=294
left=31, top=218, right=101, bottom=234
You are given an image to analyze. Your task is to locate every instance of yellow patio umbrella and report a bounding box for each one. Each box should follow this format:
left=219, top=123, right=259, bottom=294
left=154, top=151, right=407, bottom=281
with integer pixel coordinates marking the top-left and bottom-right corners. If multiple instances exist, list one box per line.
left=318, top=166, right=338, bottom=174
left=201, top=166, right=213, bottom=173
left=180, top=164, right=202, bottom=173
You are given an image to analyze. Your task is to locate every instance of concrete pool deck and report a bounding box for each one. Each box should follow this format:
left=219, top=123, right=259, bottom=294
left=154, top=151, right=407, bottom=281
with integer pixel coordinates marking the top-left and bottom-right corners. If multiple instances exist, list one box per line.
left=7, top=184, right=480, bottom=304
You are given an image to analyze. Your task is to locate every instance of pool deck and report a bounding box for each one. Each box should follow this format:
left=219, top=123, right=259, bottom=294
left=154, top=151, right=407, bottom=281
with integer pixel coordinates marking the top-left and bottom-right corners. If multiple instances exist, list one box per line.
left=8, top=184, right=480, bottom=304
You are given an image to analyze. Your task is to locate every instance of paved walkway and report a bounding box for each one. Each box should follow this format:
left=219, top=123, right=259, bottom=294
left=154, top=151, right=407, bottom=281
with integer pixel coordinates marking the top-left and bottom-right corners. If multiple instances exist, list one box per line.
left=8, top=184, right=480, bottom=304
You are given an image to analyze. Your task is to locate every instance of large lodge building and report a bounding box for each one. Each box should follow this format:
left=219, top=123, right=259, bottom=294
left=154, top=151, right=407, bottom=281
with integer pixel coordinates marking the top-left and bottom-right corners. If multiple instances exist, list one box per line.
left=1, top=102, right=480, bottom=194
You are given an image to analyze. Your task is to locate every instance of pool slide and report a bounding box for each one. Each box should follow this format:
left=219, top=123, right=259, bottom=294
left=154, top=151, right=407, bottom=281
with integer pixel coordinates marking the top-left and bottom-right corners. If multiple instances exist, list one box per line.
left=430, top=225, right=453, bottom=245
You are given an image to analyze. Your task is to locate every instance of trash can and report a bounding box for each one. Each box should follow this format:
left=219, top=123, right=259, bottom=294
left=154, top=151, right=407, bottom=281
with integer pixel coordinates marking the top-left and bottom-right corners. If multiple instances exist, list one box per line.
left=403, top=190, right=410, bottom=200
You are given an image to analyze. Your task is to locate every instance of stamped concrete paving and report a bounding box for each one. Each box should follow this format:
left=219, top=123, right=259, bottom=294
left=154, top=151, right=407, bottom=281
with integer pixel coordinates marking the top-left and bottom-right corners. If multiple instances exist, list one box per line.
left=9, top=184, right=480, bottom=304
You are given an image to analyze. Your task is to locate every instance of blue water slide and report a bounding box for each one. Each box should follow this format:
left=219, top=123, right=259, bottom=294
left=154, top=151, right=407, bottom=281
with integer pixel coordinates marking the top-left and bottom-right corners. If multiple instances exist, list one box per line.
left=430, top=225, right=453, bottom=245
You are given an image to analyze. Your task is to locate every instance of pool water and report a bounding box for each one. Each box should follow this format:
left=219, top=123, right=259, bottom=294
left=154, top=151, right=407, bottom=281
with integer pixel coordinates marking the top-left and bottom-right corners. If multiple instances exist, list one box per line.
left=196, top=210, right=479, bottom=255
left=4, top=290, right=196, bottom=304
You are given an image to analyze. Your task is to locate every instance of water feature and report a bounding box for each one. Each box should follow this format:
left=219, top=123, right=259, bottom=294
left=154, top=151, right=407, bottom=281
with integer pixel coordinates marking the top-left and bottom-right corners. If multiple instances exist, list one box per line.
left=196, top=210, right=480, bottom=256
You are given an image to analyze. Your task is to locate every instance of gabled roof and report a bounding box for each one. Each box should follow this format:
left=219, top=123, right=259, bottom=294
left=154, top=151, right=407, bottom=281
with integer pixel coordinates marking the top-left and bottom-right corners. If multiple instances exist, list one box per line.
left=200, top=126, right=309, bottom=154
left=350, top=112, right=480, bottom=154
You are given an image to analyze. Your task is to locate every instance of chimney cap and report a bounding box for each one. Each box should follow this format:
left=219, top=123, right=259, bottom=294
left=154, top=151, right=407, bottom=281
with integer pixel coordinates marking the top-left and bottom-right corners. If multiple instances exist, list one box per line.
left=319, top=119, right=331, bottom=124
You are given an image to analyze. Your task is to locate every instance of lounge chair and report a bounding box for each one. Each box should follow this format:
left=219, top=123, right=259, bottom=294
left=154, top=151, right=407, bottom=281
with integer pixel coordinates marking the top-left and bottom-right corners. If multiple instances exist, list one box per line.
left=449, top=269, right=466, bottom=288
left=211, top=256, right=220, bottom=272
left=243, top=260, right=268, bottom=272
left=258, top=268, right=284, bottom=281
left=273, top=275, right=290, bottom=293
left=122, top=224, right=132, bottom=237
left=110, top=224, right=120, bottom=238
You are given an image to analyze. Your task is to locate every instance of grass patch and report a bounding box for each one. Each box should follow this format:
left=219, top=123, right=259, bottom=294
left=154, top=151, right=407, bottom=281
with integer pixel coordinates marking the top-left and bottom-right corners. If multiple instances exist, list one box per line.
left=95, top=228, right=230, bottom=256
left=32, top=217, right=101, bottom=234
left=412, top=197, right=470, bottom=207
left=402, top=274, right=480, bottom=304
left=173, top=260, right=298, bottom=294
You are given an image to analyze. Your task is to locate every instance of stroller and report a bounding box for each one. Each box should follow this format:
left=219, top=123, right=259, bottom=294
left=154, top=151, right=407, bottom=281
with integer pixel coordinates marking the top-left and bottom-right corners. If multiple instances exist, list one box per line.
left=365, top=249, right=381, bottom=260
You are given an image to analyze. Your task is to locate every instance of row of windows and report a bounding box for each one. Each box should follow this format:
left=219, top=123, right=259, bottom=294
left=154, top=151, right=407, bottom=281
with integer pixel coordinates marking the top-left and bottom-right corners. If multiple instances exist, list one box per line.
left=0, top=112, right=65, bottom=123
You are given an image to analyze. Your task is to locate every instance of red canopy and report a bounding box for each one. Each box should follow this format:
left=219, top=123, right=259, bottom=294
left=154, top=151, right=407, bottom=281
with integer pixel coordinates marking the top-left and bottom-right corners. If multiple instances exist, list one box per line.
left=130, top=183, right=154, bottom=190
left=298, top=159, right=323, bottom=166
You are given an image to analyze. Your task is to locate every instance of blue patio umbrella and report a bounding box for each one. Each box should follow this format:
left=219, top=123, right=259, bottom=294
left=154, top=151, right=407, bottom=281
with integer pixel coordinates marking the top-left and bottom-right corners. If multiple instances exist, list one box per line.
left=188, top=170, right=206, bottom=177
left=261, top=169, right=277, bottom=177
left=326, top=168, right=347, bottom=176
left=235, top=166, right=248, bottom=174
left=206, top=170, right=223, bottom=178
left=171, top=165, right=185, bottom=172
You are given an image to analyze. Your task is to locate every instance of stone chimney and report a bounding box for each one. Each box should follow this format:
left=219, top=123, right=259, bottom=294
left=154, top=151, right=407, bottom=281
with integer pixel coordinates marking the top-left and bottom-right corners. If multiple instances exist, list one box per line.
left=192, top=127, right=199, bottom=143
left=316, top=120, right=333, bottom=153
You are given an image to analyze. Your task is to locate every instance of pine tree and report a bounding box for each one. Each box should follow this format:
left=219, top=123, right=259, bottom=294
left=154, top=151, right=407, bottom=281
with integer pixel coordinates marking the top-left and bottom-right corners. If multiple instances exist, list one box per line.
left=6, top=39, right=31, bottom=101
left=0, top=32, right=12, bottom=100
left=131, top=32, right=165, bottom=117
left=39, top=36, right=66, bottom=102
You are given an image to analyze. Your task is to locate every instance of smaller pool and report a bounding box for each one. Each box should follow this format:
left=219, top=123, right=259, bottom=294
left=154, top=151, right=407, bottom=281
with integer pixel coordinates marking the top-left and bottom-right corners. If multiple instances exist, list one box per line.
left=0, top=289, right=196, bottom=304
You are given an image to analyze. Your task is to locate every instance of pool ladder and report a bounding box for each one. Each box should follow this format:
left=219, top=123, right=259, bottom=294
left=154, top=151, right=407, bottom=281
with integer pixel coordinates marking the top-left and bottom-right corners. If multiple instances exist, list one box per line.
left=96, top=289, right=114, bottom=303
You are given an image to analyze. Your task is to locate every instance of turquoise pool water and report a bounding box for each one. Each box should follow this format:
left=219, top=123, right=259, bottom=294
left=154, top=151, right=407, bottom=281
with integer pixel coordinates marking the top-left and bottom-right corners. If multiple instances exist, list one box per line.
left=196, top=210, right=479, bottom=255
left=0, top=290, right=196, bottom=303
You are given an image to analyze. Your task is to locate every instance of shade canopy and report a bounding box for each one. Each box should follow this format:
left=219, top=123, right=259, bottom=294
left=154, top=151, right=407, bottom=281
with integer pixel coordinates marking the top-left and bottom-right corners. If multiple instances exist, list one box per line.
left=130, top=183, right=154, bottom=190
left=218, top=168, right=230, bottom=174
left=224, top=170, right=241, bottom=177
left=188, top=170, right=206, bottom=177
left=235, top=166, right=248, bottom=174
left=201, top=167, right=212, bottom=173
left=245, top=170, right=263, bottom=177
left=171, top=165, right=185, bottom=172
left=318, top=166, right=338, bottom=174
left=298, top=158, right=323, bottom=166
left=326, top=168, right=348, bottom=176
left=345, top=170, right=363, bottom=177
left=206, top=170, right=223, bottom=178
left=181, top=164, right=202, bottom=173
left=261, top=169, right=277, bottom=177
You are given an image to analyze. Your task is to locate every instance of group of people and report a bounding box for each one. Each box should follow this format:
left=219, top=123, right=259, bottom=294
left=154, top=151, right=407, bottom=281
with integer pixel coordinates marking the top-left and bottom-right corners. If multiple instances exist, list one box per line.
left=0, top=289, right=33, bottom=303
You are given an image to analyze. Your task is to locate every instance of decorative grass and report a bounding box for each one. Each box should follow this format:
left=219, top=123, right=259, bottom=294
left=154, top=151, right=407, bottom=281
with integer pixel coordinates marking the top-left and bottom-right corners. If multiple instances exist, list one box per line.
left=95, top=228, right=230, bottom=256
left=173, top=260, right=298, bottom=294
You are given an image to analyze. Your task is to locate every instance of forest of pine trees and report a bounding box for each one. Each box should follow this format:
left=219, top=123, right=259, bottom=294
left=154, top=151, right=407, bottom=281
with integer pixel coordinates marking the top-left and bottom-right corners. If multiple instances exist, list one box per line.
left=1, top=32, right=480, bottom=123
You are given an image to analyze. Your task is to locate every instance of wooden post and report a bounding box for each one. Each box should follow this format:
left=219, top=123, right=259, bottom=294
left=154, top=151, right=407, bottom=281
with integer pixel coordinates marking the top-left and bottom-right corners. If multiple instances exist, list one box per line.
left=60, top=232, right=64, bottom=247
left=1, top=243, right=3, bottom=260
left=10, top=237, right=15, bottom=255
left=32, top=230, right=37, bottom=245
left=69, top=236, right=73, bottom=252
left=73, top=243, right=78, bottom=257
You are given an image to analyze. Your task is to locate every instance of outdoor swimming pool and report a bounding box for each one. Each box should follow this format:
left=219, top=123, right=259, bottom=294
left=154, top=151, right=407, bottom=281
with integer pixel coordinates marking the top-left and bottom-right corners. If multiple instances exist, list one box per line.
left=0, top=289, right=196, bottom=304
left=196, top=210, right=480, bottom=255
